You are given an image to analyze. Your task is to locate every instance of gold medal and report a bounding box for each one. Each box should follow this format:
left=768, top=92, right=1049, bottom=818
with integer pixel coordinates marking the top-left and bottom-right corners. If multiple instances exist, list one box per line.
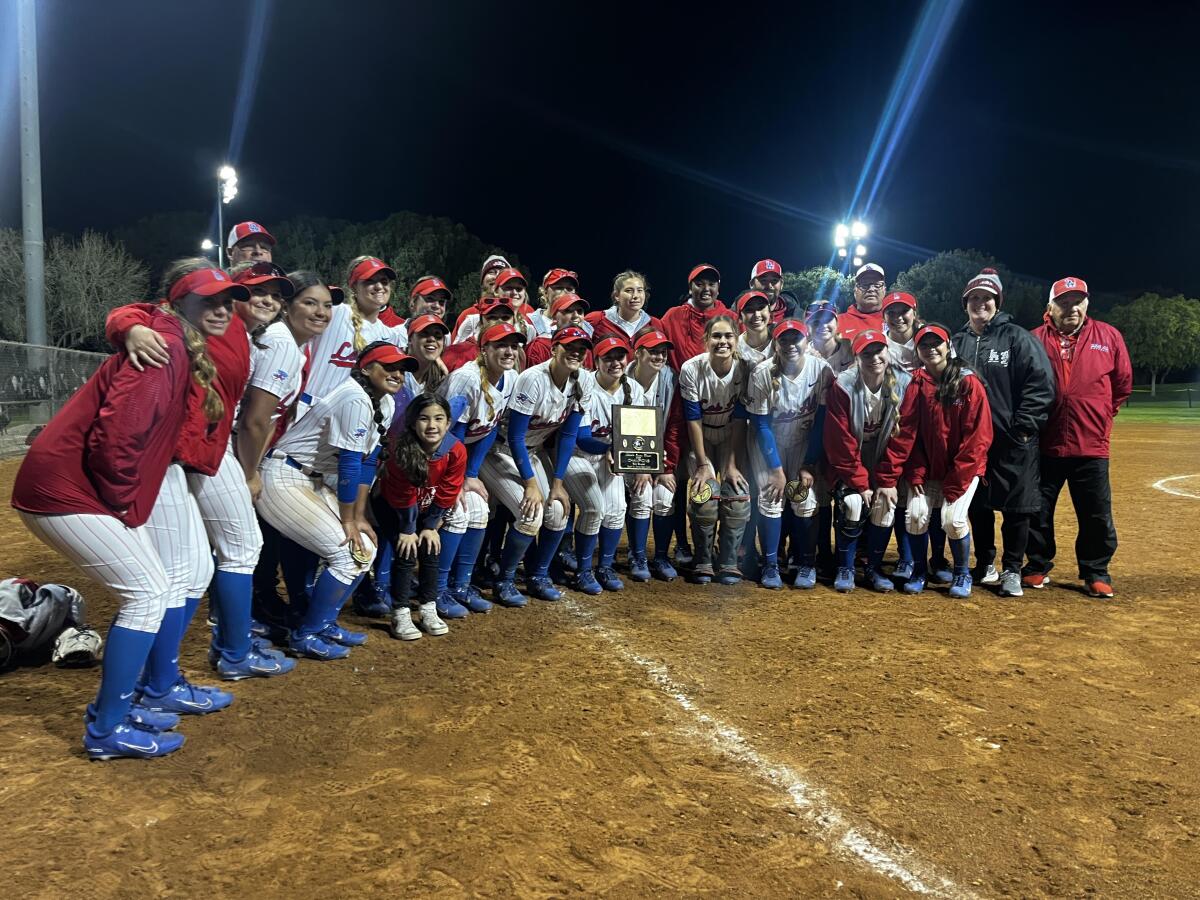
left=785, top=480, right=809, bottom=502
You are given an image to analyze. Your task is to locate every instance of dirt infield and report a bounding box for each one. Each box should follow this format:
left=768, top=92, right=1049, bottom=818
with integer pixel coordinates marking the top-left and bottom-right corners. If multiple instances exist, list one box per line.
left=2, top=421, right=1198, bottom=898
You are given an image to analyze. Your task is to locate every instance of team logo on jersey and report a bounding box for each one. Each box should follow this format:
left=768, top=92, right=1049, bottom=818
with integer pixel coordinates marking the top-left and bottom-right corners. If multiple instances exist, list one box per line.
left=272, top=368, right=289, bottom=382
left=516, top=392, right=534, bottom=406
left=330, top=341, right=356, bottom=369
left=986, top=349, right=1011, bottom=367
left=1089, top=343, right=1110, bottom=353
left=353, top=427, right=368, bottom=438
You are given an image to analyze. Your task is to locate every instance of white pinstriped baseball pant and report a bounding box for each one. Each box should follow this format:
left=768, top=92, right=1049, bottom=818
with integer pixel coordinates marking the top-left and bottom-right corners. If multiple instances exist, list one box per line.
left=479, top=443, right=569, bottom=536
left=186, top=442, right=263, bottom=574
left=442, top=489, right=489, bottom=535
left=563, top=453, right=624, bottom=534
left=905, top=477, right=980, bottom=540
left=746, top=430, right=819, bottom=519
left=142, top=464, right=215, bottom=605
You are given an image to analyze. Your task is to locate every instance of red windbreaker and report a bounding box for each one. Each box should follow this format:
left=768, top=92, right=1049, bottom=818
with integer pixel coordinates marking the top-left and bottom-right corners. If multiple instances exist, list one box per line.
left=660, top=299, right=732, bottom=371
left=12, top=311, right=191, bottom=526
left=381, top=435, right=466, bottom=513
left=442, top=338, right=481, bottom=372
left=584, top=309, right=665, bottom=345
left=379, top=308, right=405, bottom=328
left=837, top=305, right=884, bottom=340
left=1031, top=316, right=1132, bottom=459
left=876, top=368, right=993, bottom=503
left=106, top=303, right=250, bottom=475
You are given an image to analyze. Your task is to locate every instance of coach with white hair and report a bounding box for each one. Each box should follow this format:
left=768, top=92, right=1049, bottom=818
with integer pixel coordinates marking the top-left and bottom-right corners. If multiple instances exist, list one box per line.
left=1022, top=277, right=1131, bottom=599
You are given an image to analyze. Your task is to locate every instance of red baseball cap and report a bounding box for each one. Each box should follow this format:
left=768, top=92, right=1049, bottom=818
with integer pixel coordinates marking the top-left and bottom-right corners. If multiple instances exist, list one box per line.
left=688, top=263, right=721, bottom=284
left=914, top=323, right=951, bottom=346
left=411, top=276, right=451, bottom=299
left=543, top=268, right=579, bottom=288
left=356, top=343, right=418, bottom=372
left=349, top=257, right=396, bottom=285
left=482, top=322, right=528, bottom=345
left=751, top=259, right=782, bottom=280
left=226, top=221, right=276, bottom=249
left=549, top=292, right=589, bottom=316
left=407, top=314, right=449, bottom=337
left=634, top=330, right=673, bottom=352
left=772, top=319, right=808, bottom=341
left=736, top=290, right=771, bottom=313
left=852, top=329, right=888, bottom=355
left=882, top=291, right=917, bottom=312
left=552, top=326, right=592, bottom=347
left=169, top=267, right=250, bottom=304
left=593, top=336, right=632, bottom=359
left=1049, top=276, right=1088, bottom=302
left=494, top=267, right=527, bottom=288
left=233, top=262, right=295, bottom=298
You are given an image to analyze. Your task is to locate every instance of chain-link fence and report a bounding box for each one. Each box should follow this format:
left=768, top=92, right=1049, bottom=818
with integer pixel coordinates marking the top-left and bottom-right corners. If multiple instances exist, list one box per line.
left=0, top=340, right=109, bottom=458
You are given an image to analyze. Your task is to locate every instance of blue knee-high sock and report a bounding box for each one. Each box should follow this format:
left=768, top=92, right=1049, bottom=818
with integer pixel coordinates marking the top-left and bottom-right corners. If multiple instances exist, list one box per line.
left=436, top=530, right=465, bottom=593
left=530, top=526, right=567, bottom=579
left=949, top=533, right=972, bottom=576
left=453, top=527, right=487, bottom=590
left=927, top=514, right=948, bottom=566
left=143, top=604, right=187, bottom=696
left=907, top=532, right=929, bottom=578
left=374, top=539, right=395, bottom=596
left=894, top=520, right=912, bottom=565
left=211, top=570, right=253, bottom=663
left=296, top=569, right=353, bottom=637
left=651, top=513, right=674, bottom=560
left=598, top=526, right=623, bottom=568
left=627, top=515, right=650, bottom=560
left=791, top=516, right=816, bottom=567
left=574, top=530, right=599, bottom=575
left=866, top=522, right=892, bottom=572
left=779, top=506, right=794, bottom=563
left=182, top=595, right=201, bottom=632
left=499, top=529, right=535, bottom=582
left=835, top=532, right=859, bottom=570
left=757, top=515, right=783, bottom=567
left=92, top=623, right=157, bottom=734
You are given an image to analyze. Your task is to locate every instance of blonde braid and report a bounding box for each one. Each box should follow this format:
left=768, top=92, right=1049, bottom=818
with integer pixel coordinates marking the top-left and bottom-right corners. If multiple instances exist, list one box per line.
left=477, top=354, right=496, bottom=424
left=165, top=307, right=224, bottom=423
left=349, top=301, right=367, bottom=352
left=884, top=365, right=902, bottom=438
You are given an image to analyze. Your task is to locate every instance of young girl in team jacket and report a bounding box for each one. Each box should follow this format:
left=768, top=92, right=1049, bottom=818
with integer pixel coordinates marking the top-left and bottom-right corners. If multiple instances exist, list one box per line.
left=12, top=261, right=242, bottom=759
left=374, top=394, right=466, bottom=640
left=875, top=324, right=993, bottom=599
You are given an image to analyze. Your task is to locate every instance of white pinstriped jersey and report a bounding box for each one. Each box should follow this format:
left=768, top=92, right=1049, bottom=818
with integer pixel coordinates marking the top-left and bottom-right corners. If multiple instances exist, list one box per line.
left=454, top=310, right=538, bottom=344
left=737, top=335, right=773, bottom=367
left=271, top=378, right=394, bottom=476
left=679, top=353, right=747, bottom=433
left=239, top=322, right=303, bottom=424
left=302, top=304, right=405, bottom=405
left=745, top=354, right=831, bottom=444
left=579, top=376, right=648, bottom=456
left=437, top=362, right=514, bottom=444
left=808, top=341, right=855, bottom=375
left=503, top=360, right=594, bottom=449
left=887, top=334, right=918, bottom=373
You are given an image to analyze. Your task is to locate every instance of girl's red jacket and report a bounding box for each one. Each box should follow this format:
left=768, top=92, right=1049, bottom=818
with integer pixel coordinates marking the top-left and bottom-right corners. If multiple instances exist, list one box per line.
left=381, top=434, right=466, bottom=517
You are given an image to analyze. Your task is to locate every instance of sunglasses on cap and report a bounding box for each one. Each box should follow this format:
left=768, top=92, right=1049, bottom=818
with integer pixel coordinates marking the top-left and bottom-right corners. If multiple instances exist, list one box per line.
left=244, top=262, right=288, bottom=279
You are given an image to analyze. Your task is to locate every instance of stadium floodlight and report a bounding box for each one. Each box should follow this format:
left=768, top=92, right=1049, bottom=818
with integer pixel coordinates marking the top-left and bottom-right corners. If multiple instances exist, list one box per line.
left=852, top=256, right=863, bottom=267
left=834, top=223, right=850, bottom=248
left=855, top=243, right=868, bottom=257
left=850, top=220, right=868, bottom=240
left=837, top=247, right=848, bottom=259
left=201, top=238, right=215, bottom=251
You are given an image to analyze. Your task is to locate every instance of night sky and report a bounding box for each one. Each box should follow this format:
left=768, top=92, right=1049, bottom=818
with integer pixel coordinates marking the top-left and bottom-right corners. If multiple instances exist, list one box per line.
left=2, top=0, right=1198, bottom=303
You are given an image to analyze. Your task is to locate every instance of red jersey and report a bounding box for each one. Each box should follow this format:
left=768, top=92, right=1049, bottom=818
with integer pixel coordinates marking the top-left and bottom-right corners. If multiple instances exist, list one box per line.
left=1031, top=316, right=1132, bottom=459
left=660, top=299, right=732, bottom=371
left=106, top=303, right=250, bottom=476
left=837, top=305, right=885, bottom=340
left=441, top=339, right=481, bottom=372
left=12, top=311, right=191, bottom=527
left=876, top=368, right=993, bottom=503
left=381, top=434, right=466, bottom=514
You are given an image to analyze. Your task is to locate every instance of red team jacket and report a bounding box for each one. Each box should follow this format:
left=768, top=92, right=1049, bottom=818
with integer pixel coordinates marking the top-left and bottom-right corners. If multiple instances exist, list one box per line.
left=381, top=436, right=467, bottom=514
left=660, top=300, right=732, bottom=371
left=1031, top=316, right=1132, bottom=459
left=836, top=305, right=885, bottom=341
left=875, top=368, right=993, bottom=503
left=106, top=303, right=250, bottom=476
left=584, top=309, right=665, bottom=345
left=12, top=311, right=192, bottom=527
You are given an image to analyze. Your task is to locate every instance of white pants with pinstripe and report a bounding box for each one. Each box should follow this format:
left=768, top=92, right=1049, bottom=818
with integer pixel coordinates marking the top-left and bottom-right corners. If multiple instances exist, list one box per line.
left=256, top=457, right=374, bottom=584
left=627, top=477, right=674, bottom=519
left=906, top=477, right=980, bottom=540
left=143, top=463, right=215, bottom=605
left=187, top=442, right=263, bottom=575
left=478, top=443, right=568, bottom=535
left=442, top=489, right=489, bottom=535
left=747, top=430, right=818, bottom=519
left=563, top=453, right=623, bottom=534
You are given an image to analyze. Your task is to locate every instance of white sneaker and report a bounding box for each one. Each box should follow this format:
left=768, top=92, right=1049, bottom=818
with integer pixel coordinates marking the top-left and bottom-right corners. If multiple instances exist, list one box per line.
left=418, top=602, right=448, bottom=636
left=979, top=564, right=1000, bottom=585
left=998, top=569, right=1024, bottom=597
left=389, top=607, right=421, bottom=641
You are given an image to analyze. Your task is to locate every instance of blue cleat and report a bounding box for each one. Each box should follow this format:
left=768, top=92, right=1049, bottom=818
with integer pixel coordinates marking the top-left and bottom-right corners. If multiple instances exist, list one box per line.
left=891, top=560, right=914, bottom=581
left=596, top=566, right=625, bottom=591
left=320, top=623, right=368, bottom=646
left=458, top=585, right=493, bottom=613
left=834, top=567, right=856, bottom=592
left=352, top=587, right=391, bottom=619
left=759, top=564, right=783, bottom=590
left=674, top=544, right=694, bottom=568
left=216, top=647, right=297, bottom=680
left=901, top=575, right=926, bottom=595
left=948, top=572, right=973, bottom=600
left=574, top=571, right=604, bottom=595
left=649, top=557, right=678, bottom=582
left=493, top=581, right=528, bottom=608
left=928, top=560, right=953, bottom=584
left=434, top=590, right=469, bottom=620
left=869, top=570, right=895, bottom=593
left=527, top=576, right=563, bottom=602
left=716, top=570, right=742, bottom=586
left=628, top=554, right=651, bottom=582
left=139, top=677, right=234, bottom=715
left=84, top=721, right=186, bottom=761
left=792, top=565, right=817, bottom=590
left=558, top=548, right=579, bottom=573
left=286, top=632, right=351, bottom=660
left=86, top=703, right=180, bottom=733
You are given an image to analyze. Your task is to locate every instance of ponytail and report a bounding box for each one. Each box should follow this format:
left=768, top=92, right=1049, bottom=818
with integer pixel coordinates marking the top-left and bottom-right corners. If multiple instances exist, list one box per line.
left=349, top=367, right=390, bottom=463
left=934, top=357, right=968, bottom=406
left=161, top=257, right=225, bottom=424
left=476, top=354, right=497, bottom=424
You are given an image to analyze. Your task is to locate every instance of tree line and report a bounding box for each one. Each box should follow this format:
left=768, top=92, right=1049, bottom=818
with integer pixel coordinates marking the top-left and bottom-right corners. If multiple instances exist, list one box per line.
left=0, top=213, right=1197, bottom=389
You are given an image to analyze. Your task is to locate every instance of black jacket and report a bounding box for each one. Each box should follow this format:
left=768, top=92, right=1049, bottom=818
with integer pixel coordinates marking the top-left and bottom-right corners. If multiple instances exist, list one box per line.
left=952, top=312, right=1055, bottom=511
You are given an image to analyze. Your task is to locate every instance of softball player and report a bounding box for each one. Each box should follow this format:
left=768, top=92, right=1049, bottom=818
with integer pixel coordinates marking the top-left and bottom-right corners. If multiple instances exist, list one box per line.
left=876, top=324, right=993, bottom=598
left=435, top=322, right=524, bottom=614
left=12, top=261, right=241, bottom=759
left=382, top=274, right=451, bottom=335
left=525, top=293, right=593, bottom=367
left=736, top=291, right=775, bottom=367
left=626, top=330, right=682, bottom=581
left=257, top=341, right=411, bottom=658
left=882, top=291, right=921, bottom=374
left=479, top=326, right=593, bottom=606
left=373, top=395, right=466, bottom=640
left=823, top=330, right=913, bottom=593
left=441, top=300, right=519, bottom=372
left=745, top=319, right=832, bottom=589
left=680, top=314, right=751, bottom=584
left=454, top=267, right=537, bottom=343
left=532, top=268, right=581, bottom=336
left=806, top=301, right=855, bottom=375
left=299, top=256, right=405, bottom=416
left=564, top=336, right=644, bottom=593
left=585, top=270, right=664, bottom=344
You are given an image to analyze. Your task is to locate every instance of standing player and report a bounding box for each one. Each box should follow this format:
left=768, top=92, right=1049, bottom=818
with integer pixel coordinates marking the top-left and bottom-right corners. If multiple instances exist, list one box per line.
left=526, top=293, right=593, bottom=366
left=661, top=263, right=731, bottom=371
left=12, top=260, right=240, bottom=759
left=882, top=291, right=921, bottom=373
left=876, top=324, right=993, bottom=598
left=455, top=268, right=537, bottom=342
left=1024, top=277, right=1132, bottom=598
left=257, top=342, right=412, bottom=658
left=735, top=291, right=775, bottom=367
left=479, top=327, right=592, bottom=606
left=748, top=259, right=795, bottom=323
left=226, top=221, right=275, bottom=265
left=441, top=299, right=519, bottom=372
left=744, top=320, right=831, bottom=589
left=532, top=268, right=581, bottom=336
left=680, top=315, right=751, bottom=585
left=823, top=331, right=913, bottom=593
left=586, top=271, right=664, bottom=344
left=381, top=274, right=452, bottom=337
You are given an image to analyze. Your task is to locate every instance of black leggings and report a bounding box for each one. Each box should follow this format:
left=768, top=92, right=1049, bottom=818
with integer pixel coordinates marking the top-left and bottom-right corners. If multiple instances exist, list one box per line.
left=968, top=500, right=1032, bottom=573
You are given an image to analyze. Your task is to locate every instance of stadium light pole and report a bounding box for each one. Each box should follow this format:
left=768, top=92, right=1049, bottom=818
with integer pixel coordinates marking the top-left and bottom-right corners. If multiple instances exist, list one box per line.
left=217, top=165, right=238, bottom=268
left=17, top=0, right=46, bottom=345
left=834, top=220, right=869, bottom=271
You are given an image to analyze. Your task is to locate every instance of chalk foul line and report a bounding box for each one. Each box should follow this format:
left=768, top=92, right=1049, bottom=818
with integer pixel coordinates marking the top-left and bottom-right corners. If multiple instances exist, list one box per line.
left=563, top=599, right=978, bottom=899
left=1152, top=474, right=1200, bottom=499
